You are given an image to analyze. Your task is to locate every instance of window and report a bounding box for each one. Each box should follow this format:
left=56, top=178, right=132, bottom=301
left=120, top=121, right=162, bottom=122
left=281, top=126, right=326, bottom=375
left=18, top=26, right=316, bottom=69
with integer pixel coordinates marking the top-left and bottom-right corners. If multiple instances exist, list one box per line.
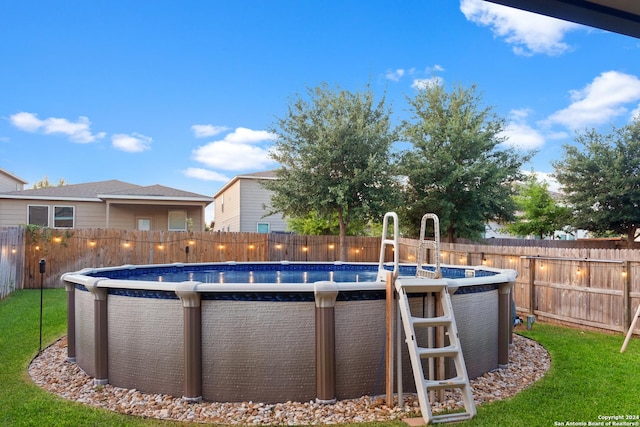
left=54, top=206, right=74, bottom=228
left=28, top=205, right=49, bottom=227
left=137, top=218, right=151, bottom=231
left=168, top=210, right=187, bottom=231
left=257, top=222, right=270, bottom=233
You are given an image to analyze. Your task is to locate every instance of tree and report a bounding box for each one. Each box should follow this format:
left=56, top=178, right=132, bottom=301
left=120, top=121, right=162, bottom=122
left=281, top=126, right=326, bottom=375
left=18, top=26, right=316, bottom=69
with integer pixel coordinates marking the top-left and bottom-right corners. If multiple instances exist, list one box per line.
left=32, top=176, right=67, bottom=189
left=553, top=118, right=640, bottom=247
left=399, top=82, right=533, bottom=240
left=504, top=174, right=571, bottom=239
left=264, top=83, right=400, bottom=260
left=285, top=210, right=372, bottom=236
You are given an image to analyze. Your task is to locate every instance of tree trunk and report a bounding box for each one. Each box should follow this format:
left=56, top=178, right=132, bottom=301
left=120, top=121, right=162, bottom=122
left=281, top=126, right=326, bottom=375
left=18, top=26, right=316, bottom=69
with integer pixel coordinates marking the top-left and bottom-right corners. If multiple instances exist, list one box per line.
left=627, top=225, right=637, bottom=248
left=338, top=208, right=347, bottom=261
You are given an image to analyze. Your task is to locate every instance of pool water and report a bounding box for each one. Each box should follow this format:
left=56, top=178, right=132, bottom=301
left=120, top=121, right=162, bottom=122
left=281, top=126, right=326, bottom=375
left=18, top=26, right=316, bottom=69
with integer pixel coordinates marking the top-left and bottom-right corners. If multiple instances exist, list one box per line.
left=88, top=263, right=497, bottom=284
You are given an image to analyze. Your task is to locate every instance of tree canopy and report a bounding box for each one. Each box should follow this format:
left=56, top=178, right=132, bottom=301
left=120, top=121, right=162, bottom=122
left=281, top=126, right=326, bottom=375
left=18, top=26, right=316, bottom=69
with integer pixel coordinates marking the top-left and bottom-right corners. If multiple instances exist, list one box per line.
left=31, top=176, right=67, bottom=189
left=553, top=118, right=640, bottom=246
left=504, top=173, right=571, bottom=239
left=264, top=83, right=400, bottom=260
left=399, top=82, right=533, bottom=240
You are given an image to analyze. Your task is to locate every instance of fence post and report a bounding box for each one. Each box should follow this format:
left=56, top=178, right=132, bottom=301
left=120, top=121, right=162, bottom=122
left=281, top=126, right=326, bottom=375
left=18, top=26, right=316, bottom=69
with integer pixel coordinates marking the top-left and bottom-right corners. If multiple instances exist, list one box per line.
left=528, top=257, right=536, bottom=314
left=624, top=261, right=631, bottom=332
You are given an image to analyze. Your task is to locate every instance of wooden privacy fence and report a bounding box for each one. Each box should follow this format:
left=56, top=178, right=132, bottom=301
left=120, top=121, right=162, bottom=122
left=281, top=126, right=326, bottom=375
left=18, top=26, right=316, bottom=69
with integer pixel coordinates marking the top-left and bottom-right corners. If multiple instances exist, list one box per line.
left=12, top=227, right=640, bottom=338
left=21, top=228, right=387, bottom=289
left=0, top=227, right=24, bottom=299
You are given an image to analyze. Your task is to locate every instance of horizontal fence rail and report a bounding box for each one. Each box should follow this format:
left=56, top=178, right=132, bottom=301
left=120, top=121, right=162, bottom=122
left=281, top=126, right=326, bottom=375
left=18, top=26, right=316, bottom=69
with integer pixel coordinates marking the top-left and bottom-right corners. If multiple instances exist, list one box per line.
left=1, top=226, right=638, bottom=338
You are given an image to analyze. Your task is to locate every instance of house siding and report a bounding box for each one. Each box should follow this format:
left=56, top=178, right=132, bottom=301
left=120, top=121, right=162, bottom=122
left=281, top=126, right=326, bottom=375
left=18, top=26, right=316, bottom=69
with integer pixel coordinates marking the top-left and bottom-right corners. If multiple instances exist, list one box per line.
left=0, top=200, right=206, bottom=230
left=108, top=204, right=205, bottom=231
left=0, top=199, right=105, bottom=228
left=214, top=181, right=241, bottom=232
left=239, top=179, right=287, bottom=233
left=0, top=174, right=24, bottom=192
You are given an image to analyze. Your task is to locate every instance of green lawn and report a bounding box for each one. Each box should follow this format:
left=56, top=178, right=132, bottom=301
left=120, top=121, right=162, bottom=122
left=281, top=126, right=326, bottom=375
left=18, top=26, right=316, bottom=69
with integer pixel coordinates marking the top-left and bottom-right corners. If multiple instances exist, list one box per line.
left=2, top=289, right=640, bottom=426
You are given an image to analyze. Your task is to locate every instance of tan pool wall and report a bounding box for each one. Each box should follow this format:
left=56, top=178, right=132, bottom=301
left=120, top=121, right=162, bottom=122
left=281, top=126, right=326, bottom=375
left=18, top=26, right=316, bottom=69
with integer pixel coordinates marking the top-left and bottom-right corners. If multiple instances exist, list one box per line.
left=74, top=287, right=500, bottom=403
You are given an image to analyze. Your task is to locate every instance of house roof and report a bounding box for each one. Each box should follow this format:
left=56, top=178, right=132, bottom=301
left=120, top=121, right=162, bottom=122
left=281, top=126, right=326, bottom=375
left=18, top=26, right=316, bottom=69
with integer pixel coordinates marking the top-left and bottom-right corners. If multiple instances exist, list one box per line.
left=0, top=167, right=28, bottom=185
left=213, top=170, right=278, bottom=199
left=0, top=179, right=213, bottom=204
left=483, top=0, right=640, bottom=39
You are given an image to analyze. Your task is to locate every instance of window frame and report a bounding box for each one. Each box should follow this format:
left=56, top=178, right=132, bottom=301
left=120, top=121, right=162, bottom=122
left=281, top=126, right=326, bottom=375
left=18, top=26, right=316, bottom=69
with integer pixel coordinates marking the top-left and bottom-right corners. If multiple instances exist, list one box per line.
left=27, top=205, right=49, bottom=227
left=168, top=210, right=188, bottom=231
left=257, top=222, right=270, bottom=233
left=53, top=205, right=75, bottom=228
left=137, top=217, right=152, bottom=231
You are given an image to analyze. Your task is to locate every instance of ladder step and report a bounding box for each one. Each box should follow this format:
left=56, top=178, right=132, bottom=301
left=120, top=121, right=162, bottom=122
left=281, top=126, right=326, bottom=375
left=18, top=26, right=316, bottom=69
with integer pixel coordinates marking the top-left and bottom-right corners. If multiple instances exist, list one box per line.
left=411, top=315, right=451, bottom=327
left=424, top=377, right=469, bottom=390
left=430, top=412, right=474, bottom=424
left=417, top=345, right=459, bottom=358
left=397, top=283, right=447, bottom=293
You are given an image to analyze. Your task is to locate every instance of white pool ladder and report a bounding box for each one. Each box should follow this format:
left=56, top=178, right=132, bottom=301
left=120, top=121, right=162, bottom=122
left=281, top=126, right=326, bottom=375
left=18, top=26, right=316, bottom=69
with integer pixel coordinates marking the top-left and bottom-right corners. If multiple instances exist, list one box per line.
left=395, top=276, right=476, bottom=424
left=417, top=213, right=442, bottom=279
left=377, top=212, right=400, bottom=282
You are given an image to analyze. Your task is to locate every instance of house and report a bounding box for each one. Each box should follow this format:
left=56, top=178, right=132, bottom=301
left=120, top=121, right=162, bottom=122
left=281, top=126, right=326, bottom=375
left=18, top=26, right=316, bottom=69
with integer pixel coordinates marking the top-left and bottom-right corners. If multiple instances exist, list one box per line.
left=213, top=170, right=287, bottom=233
left=0, top=179, right=213, bottom=231
left=0, top=168, right=28, bottom=192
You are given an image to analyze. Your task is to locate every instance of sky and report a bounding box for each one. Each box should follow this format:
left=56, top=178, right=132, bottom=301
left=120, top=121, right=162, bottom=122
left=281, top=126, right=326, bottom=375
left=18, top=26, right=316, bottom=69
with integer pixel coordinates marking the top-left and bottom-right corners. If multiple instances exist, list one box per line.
left=2, top=1, right=640, bottom=222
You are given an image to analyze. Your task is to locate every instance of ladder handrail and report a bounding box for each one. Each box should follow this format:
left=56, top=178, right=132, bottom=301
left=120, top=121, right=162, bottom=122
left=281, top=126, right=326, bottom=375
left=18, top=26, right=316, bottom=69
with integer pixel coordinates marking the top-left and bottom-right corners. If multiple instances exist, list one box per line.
left=417, top=213, right=442, bottom=279
left=377, top=212, right=399, bottom=282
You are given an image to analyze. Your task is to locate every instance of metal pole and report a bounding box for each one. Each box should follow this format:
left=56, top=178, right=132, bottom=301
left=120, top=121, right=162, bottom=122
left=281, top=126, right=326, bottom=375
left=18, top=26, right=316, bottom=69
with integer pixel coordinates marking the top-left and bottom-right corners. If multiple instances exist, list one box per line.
left=38, top=258, right=46, bottom=354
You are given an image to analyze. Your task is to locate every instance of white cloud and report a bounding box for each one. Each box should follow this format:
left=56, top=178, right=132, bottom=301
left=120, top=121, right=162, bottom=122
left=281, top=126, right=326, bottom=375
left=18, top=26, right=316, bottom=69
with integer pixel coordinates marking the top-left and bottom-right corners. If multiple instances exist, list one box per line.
left=546, top=71, right=640, bottom=129
left=631, top=104, right=640, bottom=121
left=111, top=133, right=152, bottom=153
left=223, top=127, right=276, bottom=144
left=183, top=167, right=230, bottom=182
left=499, top=109, right=545, bottom=149
left=412, top=76, right=443, bottom=90
left=192, top=127, right=277, bottom=171
left=385, top=69, right=405, bottom=82
left=500, top=122, right=545, bottom=149
left=9, top=112, right=106, bottom=143
left=460, top=0, right=580, bottom=56
left=191, top=124, right=230, bottom=138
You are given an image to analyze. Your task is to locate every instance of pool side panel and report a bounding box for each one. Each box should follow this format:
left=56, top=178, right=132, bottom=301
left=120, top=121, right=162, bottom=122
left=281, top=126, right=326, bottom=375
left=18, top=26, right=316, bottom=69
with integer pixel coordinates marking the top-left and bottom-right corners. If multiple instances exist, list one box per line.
left=452, top=289, right=499, bottom=378
left=335, top=299, right=388, bottom=399
left=201, top=300, right=316, bottom=403
left=75, top=288, right=96, bottom=378
left=107, top=296, right=183, bottom=396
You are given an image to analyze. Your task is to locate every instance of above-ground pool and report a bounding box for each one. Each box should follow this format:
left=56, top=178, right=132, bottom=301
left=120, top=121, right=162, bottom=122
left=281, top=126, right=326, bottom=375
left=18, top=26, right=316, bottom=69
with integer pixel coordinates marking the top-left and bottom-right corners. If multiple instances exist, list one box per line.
left=62, top=261, right=517, bottom=404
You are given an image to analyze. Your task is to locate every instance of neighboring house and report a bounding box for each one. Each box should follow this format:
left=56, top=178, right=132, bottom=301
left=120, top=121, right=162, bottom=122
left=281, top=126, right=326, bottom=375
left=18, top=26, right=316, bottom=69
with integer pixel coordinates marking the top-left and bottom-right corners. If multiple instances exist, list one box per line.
left=0, top=179, right=213, bottom=231
left=0, top=168, right=28, bottom=192
left=213, top=170, right=287, bottom=233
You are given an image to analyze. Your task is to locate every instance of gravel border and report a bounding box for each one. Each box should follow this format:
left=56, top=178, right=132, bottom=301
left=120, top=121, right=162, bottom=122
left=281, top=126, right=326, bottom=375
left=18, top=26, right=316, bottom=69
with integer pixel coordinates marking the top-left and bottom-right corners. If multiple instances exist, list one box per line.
left=29, top=332, right=549, bottom=425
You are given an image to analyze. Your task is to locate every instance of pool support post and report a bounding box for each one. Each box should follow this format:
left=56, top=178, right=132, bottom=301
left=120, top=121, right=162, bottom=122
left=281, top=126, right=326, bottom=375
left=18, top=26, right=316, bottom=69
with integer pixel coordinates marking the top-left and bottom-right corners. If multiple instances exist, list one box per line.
left=498, top=280, right=516, bottom=368
left=175, top=282, right=203, bottom=403
left=314, top=281, right=339, bottom=404
left=84, top=278, right=109, bottom=385
left=63, top=280, right=76, bottom=363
